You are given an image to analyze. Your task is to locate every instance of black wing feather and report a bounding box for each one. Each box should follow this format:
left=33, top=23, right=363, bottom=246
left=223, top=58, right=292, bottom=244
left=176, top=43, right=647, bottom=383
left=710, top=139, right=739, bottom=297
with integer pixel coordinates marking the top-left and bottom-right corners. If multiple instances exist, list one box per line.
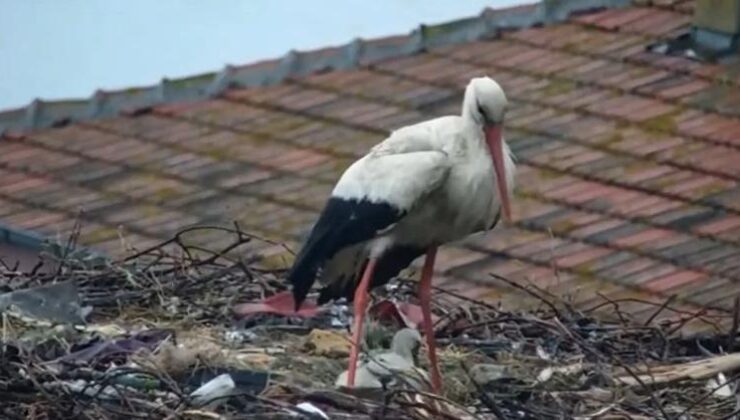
left=317, top=244, right=425, bottom=304
left=287, top=197, right=404, bottom=307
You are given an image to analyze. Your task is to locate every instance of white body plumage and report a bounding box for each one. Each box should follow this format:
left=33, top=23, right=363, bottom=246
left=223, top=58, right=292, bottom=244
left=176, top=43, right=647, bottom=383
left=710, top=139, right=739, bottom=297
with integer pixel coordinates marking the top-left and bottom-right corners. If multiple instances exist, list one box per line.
left=288, top=76, right=515, bottom=305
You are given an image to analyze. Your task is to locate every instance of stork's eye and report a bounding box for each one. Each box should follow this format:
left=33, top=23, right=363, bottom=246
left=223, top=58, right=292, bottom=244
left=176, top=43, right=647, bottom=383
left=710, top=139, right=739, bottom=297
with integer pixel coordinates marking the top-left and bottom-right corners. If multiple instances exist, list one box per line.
left=477, top=103, right=491, bottom=123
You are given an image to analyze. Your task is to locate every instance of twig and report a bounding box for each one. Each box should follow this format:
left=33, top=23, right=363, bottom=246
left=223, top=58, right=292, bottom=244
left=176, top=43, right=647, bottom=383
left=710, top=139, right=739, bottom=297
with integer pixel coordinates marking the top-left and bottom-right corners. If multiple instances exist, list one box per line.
left=396, top=278, right=501, bottom=313
left=460, top=361, right=508, bottom=420
left=489, top=273, right=563, bottom=320
left=675, top=371, right=740, bottom=419
left=644, top=295, right=677, bottom=327
left=666, top=306, right=713, bottom=336
left=596, top=292, right=629, bottom=325
left=613, top=360, right=673, bottom=420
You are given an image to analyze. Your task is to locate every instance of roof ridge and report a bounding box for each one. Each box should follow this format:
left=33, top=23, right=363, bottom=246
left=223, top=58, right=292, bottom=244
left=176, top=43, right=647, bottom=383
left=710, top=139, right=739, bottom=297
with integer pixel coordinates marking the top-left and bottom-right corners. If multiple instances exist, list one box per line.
left=0, top=0, right=629, bottom=136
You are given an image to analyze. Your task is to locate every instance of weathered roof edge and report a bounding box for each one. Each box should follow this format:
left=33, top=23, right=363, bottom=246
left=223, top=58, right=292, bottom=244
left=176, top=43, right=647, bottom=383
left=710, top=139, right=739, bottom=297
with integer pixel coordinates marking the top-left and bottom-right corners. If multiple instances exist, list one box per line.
left=0, top=0, right=629, bottom=136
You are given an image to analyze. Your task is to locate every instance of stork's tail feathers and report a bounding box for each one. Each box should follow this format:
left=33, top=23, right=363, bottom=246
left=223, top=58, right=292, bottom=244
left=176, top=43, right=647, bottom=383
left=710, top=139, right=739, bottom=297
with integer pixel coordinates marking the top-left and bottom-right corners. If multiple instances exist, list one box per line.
left=287, top=240, right=327, bottom=310
left=316, top=245, right=425, bottom=304
left=287, top=195, right=419, bottom=310
left=290, top=243, right=425, bottom=309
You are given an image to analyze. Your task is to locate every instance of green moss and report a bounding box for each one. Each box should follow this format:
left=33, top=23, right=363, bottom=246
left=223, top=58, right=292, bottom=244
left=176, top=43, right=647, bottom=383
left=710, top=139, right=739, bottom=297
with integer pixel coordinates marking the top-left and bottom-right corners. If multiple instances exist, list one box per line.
left=572, top=269, right=597, bottom=283
left=100, top=189, right=122, bottom=201
left=622, top=161, right=650, bottom=175
left=642, top=114, right=676, bottom=132
left=421, top=17, right=476, bottom=38
left=695, top=182, right=729, bottom=197
left=513, top=188, right=528, bottom=199
left=257, top=250, right=293, bottom=270
left=139, top=172, right=164, bottom=181
left=600, top=131, right=623, bottom=146
left=241, top=132, right=268, bottom=146
left=715, top=73, right=734, bottom=86
left=571, top=263, right=594, bottom=278
left=332, top=160, right=351, bottom=175
left=627, top=66, right=653, bottom=79
left=540, top=79, right=576, bottom=97
left=662, top=142, right=695, bottom=159
left=152, top=186, right=179, bottom=201
left=83, top=226, right=119, bottom=243
left=202, top=146, right=231, bottom=161
left=641, top=108, right=683, bottom=133
left=648, top=175, right=677, bottom=189
left=166, top=72, right=216, bottom=88
left=614, top=119, right=631, bottom=130
left=140, top=205, right=162, bottom=218
left=252, top=115, right=310, bottom=136
left=274, top=218, right=296, bottom=235
left=536, top=167, right=561, bottom=179
left=197, top=108, right=223, bottom=124
left=549, top=219, right=576, bottom=233
left=560, top=41, right=581, bottom=53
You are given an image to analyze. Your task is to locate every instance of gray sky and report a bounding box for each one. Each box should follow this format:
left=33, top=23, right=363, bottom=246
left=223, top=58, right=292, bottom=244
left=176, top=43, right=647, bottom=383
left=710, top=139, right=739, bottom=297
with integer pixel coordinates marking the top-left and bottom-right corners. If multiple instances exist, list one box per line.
left=0, top=0, right=528, bottom=111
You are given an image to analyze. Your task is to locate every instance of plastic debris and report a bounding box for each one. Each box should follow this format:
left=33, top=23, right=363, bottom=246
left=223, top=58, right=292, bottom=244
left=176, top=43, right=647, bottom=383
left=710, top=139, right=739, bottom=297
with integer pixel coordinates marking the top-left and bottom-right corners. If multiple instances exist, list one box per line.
left=706, top=372, right=734, bottom=398
left=56, top=329, right=172, bottom=367
left=186, top=368, right=269, bottom=396
left=296, top=402, right=329, bottom=419
left=536, top=344, right=551, bottom=361
left=223, top=329, right=258, bottom=344
left=2, top=226, right=739, bottom=419
left=190, top=373, right=236, bottom=408
left=0, top=281, right=91, bottom=325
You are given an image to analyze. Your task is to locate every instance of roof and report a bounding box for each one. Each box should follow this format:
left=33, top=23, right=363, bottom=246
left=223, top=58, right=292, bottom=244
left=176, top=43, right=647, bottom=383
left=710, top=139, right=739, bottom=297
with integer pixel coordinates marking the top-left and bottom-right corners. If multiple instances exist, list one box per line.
left=1, top=0, right=739, bottom=331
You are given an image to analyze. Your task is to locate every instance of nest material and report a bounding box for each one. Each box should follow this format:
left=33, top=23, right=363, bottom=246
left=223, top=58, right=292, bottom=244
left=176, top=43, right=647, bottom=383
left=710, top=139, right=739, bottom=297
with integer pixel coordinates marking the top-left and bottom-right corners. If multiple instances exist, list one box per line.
left=0, top=224, right=738, bottom=419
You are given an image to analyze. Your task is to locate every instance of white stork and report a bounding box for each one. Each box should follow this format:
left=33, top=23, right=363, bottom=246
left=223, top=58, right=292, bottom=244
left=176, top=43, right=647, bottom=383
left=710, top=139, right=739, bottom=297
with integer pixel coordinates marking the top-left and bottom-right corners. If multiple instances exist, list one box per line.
left=287, top=76, right=515, bottom=392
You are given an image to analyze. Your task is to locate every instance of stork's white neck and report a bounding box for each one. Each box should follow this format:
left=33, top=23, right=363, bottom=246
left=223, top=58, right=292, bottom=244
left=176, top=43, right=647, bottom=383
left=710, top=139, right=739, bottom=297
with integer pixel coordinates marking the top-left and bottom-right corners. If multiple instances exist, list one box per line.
left=461, top=84, right=484, bottom=127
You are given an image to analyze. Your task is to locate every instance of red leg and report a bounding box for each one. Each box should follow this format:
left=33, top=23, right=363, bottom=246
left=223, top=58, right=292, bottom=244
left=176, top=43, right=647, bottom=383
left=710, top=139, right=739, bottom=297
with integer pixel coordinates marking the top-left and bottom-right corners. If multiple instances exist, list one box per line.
left=346, top=258, right=378, bottom=387
left=420, top=247, right=442, bottom=392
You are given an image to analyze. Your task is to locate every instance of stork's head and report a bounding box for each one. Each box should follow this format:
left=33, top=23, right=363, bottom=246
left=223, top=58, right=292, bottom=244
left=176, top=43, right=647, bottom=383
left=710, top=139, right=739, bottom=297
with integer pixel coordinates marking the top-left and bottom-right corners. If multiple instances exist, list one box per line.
left=391, top=328, right=422, bottom=361
left=465, top=77, right=508, bottom=125
left=463, top=77, right=512, bottom=222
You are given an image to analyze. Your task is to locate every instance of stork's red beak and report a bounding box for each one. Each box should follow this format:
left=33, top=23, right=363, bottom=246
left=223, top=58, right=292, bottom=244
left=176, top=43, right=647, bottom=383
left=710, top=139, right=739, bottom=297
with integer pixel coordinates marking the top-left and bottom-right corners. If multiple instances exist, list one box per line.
left=484, top=125, right=511, bottom=222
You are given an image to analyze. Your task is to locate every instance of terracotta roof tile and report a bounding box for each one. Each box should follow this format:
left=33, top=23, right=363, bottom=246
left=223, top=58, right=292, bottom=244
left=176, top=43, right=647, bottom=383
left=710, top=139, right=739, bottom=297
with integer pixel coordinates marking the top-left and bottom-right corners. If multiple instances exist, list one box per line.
left=624, top=9, right=690, bottom=35
left=643, top=269, right=707, bottom=292
left=1, top=1, right=738, bottom=330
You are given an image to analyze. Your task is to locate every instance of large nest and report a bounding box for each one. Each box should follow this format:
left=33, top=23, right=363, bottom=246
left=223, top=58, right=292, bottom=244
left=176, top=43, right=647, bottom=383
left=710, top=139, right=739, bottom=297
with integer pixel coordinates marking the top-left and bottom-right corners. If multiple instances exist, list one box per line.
left=0, top=225, right=738, bottom=419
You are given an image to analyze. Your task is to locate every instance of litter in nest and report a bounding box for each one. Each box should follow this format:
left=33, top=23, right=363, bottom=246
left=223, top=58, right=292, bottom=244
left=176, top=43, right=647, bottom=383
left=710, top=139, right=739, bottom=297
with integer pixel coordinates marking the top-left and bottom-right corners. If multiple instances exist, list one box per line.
left=1, top=225, right=739, bottom=419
